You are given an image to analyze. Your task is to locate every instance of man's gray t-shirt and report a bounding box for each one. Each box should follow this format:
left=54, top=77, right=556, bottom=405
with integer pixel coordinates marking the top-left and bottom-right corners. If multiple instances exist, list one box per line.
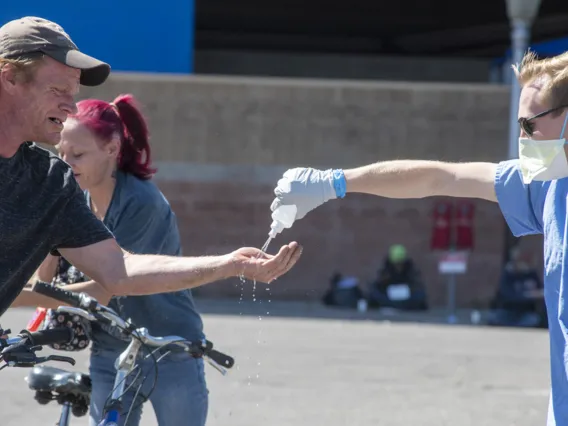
left=0, top=142, right=113, bottom=316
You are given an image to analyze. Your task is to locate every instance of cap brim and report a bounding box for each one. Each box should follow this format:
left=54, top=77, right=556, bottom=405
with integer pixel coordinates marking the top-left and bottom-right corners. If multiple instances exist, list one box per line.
left=44, top=48, right=110, bottom=87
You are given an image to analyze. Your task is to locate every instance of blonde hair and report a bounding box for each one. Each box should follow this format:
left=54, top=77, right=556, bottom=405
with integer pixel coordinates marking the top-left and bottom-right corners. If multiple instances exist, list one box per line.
left=0, top=53, right=45, bottom=84
left=513, top=50, right=568, bottom=112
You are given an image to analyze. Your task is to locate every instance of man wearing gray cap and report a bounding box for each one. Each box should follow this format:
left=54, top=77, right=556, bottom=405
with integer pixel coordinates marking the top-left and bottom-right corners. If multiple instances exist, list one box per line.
left=0, top=16, right=302, bottom=316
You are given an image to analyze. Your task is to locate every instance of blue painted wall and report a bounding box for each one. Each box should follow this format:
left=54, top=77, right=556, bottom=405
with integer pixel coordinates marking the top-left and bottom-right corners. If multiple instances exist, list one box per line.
left=1, top=2, right=194, bottom=73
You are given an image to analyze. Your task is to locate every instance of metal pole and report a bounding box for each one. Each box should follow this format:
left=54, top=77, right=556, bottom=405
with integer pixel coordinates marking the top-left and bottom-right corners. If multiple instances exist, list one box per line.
left=447, top=273, right=457, bottom=324
left=507, top=19, right=531, bottom=159
left=504, top=18, right=532, bottom=267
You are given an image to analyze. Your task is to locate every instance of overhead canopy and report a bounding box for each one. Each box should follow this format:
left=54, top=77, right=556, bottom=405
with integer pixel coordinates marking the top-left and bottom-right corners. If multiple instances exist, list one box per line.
left=196, top=0, right=568, bottom=58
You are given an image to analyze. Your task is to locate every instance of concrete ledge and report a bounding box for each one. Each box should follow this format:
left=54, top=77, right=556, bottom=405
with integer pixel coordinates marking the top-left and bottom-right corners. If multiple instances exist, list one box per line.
left=106, top=70, right=511, bottom=92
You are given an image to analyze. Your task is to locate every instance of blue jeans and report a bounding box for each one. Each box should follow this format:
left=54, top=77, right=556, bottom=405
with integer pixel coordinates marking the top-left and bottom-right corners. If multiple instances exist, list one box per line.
left=88, top=347, right=209, bottom=426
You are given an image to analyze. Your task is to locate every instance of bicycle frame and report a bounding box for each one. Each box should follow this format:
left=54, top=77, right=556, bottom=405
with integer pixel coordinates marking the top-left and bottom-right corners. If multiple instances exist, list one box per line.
left=98, top=334, right=144, bottom=426
left=58, top=402, right=72, bottom=426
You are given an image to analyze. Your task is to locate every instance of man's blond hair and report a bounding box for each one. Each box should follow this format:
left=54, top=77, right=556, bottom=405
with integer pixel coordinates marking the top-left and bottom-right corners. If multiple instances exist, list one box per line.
left=513, top=50, right=568, bottom=112
left=0, top=54, right=45, bottom=84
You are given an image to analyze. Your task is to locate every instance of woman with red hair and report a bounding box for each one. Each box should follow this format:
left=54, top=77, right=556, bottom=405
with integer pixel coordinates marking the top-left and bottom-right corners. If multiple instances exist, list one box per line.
left=34, top=94, right=208, bottom=426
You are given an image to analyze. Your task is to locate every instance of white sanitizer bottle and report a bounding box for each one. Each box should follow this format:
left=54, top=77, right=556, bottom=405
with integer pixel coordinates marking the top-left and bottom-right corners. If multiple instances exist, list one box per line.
left=268, top=205, right=298, bottom=238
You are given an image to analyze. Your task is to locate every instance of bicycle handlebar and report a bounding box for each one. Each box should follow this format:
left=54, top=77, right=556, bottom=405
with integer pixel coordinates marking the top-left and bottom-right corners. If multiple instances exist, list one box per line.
left=56, top=307, right=190, bottom=349
left=33, top=282, right=132, bottom=331
left=33, top=281, right=91, bottom=309
left=33, top=282, right=235, bottom=371
left=4, top=328, right=74, bottom=348
left=0, top=328, right=76, bottom=368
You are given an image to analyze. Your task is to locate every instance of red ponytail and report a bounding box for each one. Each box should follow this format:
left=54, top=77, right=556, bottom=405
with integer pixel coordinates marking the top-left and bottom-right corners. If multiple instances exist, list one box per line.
left=72, top=94, right=156, bottom=180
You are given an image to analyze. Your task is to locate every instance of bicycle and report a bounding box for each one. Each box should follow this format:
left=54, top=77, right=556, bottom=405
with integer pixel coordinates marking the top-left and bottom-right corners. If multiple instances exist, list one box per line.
left=0, top=325, right=83, bottom=424
left=6, top=282, right=235, bottom=426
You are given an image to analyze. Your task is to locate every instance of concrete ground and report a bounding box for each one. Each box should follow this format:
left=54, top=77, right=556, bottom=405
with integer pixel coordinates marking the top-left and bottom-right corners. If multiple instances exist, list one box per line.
left=0, top=299, right=551, bottom=426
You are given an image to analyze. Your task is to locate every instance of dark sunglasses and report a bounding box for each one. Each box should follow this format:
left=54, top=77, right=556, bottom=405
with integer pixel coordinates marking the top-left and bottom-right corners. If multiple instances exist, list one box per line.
left=518, top=104, right=568, bottom=137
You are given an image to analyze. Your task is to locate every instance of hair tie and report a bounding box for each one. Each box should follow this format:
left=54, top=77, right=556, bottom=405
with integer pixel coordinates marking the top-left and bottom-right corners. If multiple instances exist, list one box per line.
left=109, top=102, right=119, bottom=114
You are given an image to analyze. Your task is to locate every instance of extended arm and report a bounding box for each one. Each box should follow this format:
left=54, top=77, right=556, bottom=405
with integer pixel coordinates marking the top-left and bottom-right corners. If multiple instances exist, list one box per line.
left=58, top=239, right=300, bottom=302
left=343, top=160, right=497, bottom=201
left=271, top=160, right=497, bottom=221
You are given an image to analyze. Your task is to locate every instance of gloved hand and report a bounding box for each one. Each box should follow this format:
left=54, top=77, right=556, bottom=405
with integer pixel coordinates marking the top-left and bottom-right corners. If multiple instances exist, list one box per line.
left=270, top=167, right=345, bottom=220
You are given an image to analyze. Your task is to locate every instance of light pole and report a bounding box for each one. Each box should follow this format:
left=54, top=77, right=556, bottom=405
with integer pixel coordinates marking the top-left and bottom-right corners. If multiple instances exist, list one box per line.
left=503, top=0, right=542, bottom=266
left=505, top=0, right=542, bottom=159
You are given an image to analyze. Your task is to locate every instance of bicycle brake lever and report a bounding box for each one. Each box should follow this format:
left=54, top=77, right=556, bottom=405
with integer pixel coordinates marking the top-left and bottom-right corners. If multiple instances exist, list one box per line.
left=207, top=349, right=235, bottom=369
left=40, top=355, right=76, bottom=366
left=204, top=356, right=228, bottom=376
left=204, top=340, right=213, bottom=352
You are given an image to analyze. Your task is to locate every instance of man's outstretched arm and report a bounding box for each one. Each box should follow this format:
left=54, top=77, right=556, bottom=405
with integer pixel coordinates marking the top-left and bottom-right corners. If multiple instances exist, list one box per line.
left=12, top=241, right=301, bottom=308
left=58, top=240, right=301, bottom=303
left=11, top=250, right=235, bottom=308
left=10, top=249, right=232, bottom=308
left=271, top=160, right=498, bottom=220
left=343, top=160, right=497, bottom=201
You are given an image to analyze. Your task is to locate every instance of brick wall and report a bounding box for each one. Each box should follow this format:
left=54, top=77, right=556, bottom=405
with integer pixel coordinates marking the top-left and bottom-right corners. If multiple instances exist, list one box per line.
left=78, top=74, right=511, bottom=166
left=73, top=73, right=543, bottom=308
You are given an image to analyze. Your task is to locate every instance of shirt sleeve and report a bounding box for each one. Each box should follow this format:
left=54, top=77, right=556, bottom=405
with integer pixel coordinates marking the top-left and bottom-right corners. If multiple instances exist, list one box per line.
left=494, top=159, right=549, bottom=236
left=50, top=178, right=114, bottom=254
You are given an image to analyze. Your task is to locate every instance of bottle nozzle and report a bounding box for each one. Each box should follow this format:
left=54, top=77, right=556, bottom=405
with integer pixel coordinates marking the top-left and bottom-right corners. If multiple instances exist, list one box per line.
left=268, top=205, right=297, bottom=238
left=269, top=220, right=283, bottom=238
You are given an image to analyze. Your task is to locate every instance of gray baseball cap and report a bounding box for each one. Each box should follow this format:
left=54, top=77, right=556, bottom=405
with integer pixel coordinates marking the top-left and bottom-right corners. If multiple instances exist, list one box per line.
left=0, top=16, right=110, bottom=86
